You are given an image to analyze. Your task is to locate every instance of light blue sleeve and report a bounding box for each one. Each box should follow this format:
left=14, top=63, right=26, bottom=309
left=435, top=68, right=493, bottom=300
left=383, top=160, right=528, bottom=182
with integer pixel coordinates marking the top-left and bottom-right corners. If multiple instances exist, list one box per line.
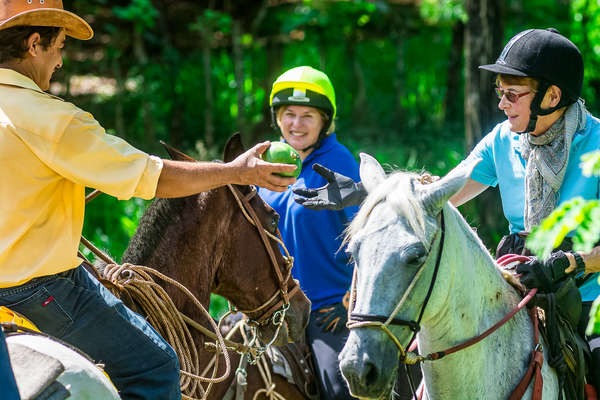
left=465, top=128, right=499, bottom=187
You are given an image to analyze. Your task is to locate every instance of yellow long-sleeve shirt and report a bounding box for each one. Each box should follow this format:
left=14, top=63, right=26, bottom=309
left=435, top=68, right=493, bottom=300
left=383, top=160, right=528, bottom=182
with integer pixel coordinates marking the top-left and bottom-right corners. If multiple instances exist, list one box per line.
left=0, top=69, right=163, bottom=287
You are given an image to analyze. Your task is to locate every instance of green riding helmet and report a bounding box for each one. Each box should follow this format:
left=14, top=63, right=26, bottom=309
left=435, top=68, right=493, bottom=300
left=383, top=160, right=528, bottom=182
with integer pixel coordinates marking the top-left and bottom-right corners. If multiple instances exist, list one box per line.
left=269, top=66, right=336, bottom=150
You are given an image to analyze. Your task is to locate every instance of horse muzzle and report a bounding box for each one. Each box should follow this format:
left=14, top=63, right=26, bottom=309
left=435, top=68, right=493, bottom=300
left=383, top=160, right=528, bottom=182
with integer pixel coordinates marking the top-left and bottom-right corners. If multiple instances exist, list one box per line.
left=339, top=330, right=398, bottom=399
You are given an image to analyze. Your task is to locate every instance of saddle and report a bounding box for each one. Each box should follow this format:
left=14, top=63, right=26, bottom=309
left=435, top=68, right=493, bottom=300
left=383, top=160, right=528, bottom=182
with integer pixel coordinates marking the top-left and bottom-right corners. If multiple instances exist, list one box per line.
left=266, top=341, right=319, bottom=400
left=1, top=311, right=70, bottom=400
left=220, top=314, right=319, bottom=400
left=497, top=237, right=594, bottom=400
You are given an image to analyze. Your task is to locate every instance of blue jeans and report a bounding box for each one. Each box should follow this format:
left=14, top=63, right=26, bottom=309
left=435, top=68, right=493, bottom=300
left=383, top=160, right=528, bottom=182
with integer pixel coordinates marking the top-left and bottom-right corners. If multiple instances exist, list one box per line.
left=0, top=265, right=181, bottom=400
left=0, top=328, right=20, bottom=400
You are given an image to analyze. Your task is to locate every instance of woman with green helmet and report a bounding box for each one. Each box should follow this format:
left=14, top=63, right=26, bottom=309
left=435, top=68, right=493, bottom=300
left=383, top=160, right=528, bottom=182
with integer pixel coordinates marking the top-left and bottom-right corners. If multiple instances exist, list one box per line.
left=258, top=66, right=360, bottom=399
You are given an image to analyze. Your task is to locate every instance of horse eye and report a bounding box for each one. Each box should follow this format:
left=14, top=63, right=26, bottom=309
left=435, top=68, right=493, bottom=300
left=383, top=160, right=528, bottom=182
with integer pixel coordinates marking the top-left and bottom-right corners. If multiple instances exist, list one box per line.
left=404, top=246, right=427, bottom=266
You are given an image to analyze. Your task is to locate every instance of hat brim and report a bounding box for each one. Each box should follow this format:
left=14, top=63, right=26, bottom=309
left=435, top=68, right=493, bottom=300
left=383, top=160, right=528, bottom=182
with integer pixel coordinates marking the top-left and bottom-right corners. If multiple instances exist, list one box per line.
left=0, top=9, right=93, bottom=40
left=479, top=63, right=528, bottom=76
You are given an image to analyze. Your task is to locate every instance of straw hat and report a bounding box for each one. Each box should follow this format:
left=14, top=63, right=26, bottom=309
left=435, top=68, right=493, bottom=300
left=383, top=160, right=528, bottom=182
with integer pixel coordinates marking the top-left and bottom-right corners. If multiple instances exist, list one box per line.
left=0, top=0, right=93, bottom=40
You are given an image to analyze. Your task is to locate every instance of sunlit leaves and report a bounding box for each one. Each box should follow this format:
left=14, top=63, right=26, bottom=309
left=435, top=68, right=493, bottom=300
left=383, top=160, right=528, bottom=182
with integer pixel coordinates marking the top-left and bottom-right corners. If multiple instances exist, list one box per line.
left=527, top=197, right=600, bottom=260
left=419, top=0, right=467, bottom=25
left=580, top=150, right=600, bottom=177
left=526, top=150, right=600, bottom=334
left=587, top=295, right=600, bottom=336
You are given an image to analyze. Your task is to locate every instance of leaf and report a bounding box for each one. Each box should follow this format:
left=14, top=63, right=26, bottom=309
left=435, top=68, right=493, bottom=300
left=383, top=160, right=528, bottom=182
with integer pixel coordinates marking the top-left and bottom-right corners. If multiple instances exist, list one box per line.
left=586, top=291, right=600, bottom=336
left=527, top=197, right=588, bottom=260
left=580, top=150, right=600, bottom=177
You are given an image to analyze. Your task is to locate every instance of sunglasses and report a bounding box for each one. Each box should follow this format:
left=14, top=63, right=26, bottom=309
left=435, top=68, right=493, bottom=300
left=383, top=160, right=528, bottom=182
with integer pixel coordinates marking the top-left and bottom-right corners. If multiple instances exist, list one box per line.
left=494, top=87, right=531, bottom=103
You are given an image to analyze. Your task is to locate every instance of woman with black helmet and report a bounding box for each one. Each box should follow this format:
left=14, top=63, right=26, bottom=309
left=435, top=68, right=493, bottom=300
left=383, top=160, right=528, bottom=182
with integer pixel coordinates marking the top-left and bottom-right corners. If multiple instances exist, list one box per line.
left=294, top=28, right=600, bottom=394
left=258, top=66, right=360, bottom=399
left=453, top=27, right=600, bottom=395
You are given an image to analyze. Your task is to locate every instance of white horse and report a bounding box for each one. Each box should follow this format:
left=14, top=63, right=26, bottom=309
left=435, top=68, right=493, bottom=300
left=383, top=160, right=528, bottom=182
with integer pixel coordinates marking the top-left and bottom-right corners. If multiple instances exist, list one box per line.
left=338, top=154, right=559, bottom=399
left=6, top=332, right=120, bottom=399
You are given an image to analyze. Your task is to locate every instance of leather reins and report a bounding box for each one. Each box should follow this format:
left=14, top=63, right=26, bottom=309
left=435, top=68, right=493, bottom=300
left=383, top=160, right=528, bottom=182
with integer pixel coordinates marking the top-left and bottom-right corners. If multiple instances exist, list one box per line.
left=225, top=184, right=301, bottom=334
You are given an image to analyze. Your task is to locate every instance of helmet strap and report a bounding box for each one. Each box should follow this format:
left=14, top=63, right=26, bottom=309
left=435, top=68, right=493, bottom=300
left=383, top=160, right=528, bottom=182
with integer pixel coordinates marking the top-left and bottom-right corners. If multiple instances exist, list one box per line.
left=519, top=80, right=563, bottom=134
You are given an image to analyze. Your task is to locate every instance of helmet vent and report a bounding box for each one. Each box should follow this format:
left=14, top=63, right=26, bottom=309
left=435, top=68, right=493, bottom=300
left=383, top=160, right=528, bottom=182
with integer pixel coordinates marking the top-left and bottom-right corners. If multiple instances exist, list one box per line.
left=288, top=88, right=311, bottom=103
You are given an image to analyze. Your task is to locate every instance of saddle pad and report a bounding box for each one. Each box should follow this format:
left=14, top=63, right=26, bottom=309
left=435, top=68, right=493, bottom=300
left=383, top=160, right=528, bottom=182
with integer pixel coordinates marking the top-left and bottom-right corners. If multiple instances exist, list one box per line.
left=266, top=346, right=294, bottom=383
left=7, top=342, right=67, bottom=400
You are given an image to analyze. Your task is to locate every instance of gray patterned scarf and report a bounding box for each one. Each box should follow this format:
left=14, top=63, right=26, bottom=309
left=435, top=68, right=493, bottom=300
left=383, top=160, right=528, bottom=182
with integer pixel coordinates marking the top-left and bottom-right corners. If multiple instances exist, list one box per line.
left=520, top=99, right=588, bottom=231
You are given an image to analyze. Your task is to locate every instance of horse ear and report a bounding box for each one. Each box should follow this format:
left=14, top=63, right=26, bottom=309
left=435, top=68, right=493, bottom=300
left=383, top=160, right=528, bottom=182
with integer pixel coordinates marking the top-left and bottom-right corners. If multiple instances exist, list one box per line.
left=421, top=158, right=481, bottom=215
left=359, top=153, right=386, bottom=193
left=224, top=133, right=245, bottom=162
left=159, top=140, right=197, bottom=162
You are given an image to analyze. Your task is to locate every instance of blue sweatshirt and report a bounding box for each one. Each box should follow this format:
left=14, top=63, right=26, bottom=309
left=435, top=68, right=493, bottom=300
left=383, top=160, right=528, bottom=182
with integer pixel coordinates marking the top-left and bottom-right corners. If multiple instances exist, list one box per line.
left=259, top=134, right=360, bottom=310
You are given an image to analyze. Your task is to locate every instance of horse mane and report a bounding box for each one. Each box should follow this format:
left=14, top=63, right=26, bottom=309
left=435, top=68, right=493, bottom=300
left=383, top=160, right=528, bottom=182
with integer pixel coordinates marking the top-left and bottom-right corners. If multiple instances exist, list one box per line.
left=347, top=170, right=429, bottom=244
left=121, top=196, right=189, bottom=264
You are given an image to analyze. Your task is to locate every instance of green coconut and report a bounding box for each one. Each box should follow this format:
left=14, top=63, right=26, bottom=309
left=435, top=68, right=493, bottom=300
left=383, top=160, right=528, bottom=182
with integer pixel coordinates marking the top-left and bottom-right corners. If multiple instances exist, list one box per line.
left=261, top=142, right=302, bottom=178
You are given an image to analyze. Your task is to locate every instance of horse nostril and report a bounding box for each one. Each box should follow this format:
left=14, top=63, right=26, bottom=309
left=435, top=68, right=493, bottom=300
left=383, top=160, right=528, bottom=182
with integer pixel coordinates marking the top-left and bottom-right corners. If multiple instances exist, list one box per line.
left=361, top=360, right=379, bottom=386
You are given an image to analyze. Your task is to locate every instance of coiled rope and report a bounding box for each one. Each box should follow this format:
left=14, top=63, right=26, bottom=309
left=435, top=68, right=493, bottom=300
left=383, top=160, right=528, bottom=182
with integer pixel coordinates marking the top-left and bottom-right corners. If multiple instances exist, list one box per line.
left=102, top=262, right=231, bottom=400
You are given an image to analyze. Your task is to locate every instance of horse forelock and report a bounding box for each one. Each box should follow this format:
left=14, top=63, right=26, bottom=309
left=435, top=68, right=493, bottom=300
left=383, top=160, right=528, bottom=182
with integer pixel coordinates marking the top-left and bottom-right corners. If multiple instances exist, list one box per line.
left=347, top=171, right=428, bottom=247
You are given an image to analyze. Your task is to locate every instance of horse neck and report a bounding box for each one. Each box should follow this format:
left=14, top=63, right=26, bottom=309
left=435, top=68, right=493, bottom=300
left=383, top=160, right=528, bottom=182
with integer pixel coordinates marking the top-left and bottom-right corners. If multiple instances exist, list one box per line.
left=123, top=188, right=235, bottom=313
left=417, top=205, right=535, bottom=397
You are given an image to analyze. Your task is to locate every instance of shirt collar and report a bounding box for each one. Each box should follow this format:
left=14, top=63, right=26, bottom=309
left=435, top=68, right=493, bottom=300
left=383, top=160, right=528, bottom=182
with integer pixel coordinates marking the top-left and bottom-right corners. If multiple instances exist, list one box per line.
left=0, top=68, right=45, bottom=93
left=304, top=133, right=337, bottom=164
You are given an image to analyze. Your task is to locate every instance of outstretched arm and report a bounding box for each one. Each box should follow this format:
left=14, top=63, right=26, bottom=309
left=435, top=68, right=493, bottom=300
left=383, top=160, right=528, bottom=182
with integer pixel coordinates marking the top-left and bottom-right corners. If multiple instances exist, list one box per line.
left=449, top=178, right=489, bottom=206
left=292, top=164, right=367, bottom=210
left=155, top=141, right=297, bottom=197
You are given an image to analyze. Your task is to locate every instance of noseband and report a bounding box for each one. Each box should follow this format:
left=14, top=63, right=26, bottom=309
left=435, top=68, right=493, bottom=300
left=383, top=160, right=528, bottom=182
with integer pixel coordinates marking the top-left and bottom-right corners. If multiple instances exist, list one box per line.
left=347, top=211, right=445, bottom=362
left=226, top=184, right=301, bottom=351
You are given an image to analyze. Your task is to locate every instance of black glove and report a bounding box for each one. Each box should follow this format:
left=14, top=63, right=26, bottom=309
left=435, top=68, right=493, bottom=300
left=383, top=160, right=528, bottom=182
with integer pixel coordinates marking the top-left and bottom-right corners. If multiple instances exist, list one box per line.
left=293, top=164, right=367, bottom=210
left=515, top=251, right=581, bottom=293
left=315, top=301, right=348, bottom=334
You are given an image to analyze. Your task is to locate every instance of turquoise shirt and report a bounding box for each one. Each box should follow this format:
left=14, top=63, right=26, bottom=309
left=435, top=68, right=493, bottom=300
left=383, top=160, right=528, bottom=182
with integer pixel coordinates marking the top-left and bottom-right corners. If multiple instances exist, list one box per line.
left=467, top=114, right=600, bottom=302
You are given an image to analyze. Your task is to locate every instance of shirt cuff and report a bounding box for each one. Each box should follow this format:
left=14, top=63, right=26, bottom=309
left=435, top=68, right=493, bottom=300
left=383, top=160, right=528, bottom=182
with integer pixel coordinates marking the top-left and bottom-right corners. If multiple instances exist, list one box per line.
left=134, top=156, right=163, bottom=199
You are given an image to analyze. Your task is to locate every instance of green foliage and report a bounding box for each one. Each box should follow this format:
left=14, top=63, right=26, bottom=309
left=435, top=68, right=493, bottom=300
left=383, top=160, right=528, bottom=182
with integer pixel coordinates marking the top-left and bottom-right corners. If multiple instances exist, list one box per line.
left=113, top=0, right=158, bottom=31
left=581, top=150, right=600, bottom=177
left=525, top=151, right=600, bottom=334
left=528, top=152, right=600, bottom=260
left=587, top=295, right=600, bottom=336
left=419, top=0, right=467, bottom=25
left=527, top=197, right=600, bottom=260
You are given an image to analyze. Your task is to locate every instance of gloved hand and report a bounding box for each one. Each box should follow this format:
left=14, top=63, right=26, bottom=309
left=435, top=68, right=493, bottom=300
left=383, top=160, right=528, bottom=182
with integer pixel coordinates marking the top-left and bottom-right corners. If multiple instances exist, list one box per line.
left=315, top=301, right=348, bottom=334
left=515, top=251, right=579, bottom=293
left=293, top=164, right=366, bottom=210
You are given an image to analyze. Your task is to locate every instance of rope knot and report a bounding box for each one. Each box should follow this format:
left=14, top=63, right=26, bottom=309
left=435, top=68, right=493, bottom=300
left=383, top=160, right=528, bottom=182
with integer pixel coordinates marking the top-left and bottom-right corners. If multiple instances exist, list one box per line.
left=103, top=263, right=136, bottom=288
left=403, top=352, right=425, bottom=365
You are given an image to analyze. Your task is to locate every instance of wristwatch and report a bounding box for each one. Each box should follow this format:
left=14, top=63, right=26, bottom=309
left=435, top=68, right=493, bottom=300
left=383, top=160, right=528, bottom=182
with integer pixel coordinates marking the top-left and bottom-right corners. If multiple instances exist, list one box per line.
left=571, top=252, right=586, bottom=276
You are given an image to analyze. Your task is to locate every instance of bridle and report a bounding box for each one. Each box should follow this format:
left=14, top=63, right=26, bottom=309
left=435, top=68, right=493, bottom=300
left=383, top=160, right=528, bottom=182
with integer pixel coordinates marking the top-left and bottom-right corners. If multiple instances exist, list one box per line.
left=345, top=208, right=542, bottom=399
left=225, top=184, right=301, bottom=361
left=347, top=211, right=446, bottom=363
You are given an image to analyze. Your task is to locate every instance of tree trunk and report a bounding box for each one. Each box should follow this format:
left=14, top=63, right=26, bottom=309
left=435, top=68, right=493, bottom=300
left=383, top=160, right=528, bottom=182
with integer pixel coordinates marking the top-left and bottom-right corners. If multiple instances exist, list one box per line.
left=464, top=0, right=503, bottom=151
left=348, top=36, right=367, bottom=125
left=464, top=0, right=506, bottom=249
left=444, top=21, right=464, bottom=123
left=232, top=19, right=246, bottom=135
left=201, top=30, right=215, bottom=148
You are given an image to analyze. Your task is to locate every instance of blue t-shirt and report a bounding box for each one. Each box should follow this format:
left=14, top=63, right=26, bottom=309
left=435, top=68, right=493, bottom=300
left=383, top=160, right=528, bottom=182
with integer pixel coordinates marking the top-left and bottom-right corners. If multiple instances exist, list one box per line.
left=259, top=134, right=360, bottom=310
left=467, top=114, right=600, bottom=301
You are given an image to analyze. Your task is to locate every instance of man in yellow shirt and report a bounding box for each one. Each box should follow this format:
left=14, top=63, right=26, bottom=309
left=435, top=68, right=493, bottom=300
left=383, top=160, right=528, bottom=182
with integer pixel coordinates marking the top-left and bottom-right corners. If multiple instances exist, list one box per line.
left=0, top=2, right=297, bottom=399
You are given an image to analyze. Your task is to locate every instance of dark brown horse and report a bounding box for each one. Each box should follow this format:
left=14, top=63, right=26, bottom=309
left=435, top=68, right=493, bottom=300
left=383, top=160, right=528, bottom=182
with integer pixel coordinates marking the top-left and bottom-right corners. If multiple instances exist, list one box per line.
left=117, top=134, right=312, bottom=399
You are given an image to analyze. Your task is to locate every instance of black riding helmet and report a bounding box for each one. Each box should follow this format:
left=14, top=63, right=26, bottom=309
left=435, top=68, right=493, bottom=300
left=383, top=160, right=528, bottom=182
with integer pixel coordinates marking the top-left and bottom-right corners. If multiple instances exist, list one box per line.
left=479, top=28, right=583, bottom=133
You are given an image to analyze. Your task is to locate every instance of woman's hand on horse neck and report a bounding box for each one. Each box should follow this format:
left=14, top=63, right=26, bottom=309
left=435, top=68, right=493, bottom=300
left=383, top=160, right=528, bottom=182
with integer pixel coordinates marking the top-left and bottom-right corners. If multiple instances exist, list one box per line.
left=155, top=142, right=297, bottom=197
